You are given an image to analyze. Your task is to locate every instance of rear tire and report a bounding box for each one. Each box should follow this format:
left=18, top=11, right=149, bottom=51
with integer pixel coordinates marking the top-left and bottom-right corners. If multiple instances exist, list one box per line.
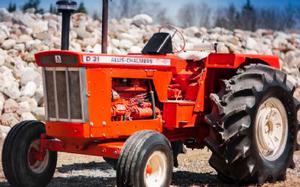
left=116, top=130, right=173, bottom=187
left=2, top=121, right=57, bottom=187
left=205, top=64, right=299, bottom=184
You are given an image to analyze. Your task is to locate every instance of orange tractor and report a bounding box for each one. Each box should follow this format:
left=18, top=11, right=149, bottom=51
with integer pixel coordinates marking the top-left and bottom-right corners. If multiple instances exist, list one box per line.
left=2, top=1, right=300, bottom=186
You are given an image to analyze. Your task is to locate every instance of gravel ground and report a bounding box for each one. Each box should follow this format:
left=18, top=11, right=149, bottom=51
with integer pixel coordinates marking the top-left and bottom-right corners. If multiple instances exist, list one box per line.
left=0, top=147, right=300, bottom=187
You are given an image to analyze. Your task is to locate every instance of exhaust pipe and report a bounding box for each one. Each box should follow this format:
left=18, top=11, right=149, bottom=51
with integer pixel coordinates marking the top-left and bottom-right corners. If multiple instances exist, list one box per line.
left=56, top=0, right=109, bottom=53
left=56, top=0, right=77, bottom=50
left=101, top=0, right=109, bottom=54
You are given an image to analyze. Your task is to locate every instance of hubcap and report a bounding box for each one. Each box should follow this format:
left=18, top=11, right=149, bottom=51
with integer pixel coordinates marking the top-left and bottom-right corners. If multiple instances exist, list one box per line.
left=255, top=97, right=288, bottom=161
left=144, top=151, right=167, bottom=187
left=27, top=139, right=49, bottom=174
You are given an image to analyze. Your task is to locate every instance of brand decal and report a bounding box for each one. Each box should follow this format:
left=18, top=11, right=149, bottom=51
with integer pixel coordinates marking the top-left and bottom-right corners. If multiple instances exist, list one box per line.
left=54, top=55, right=62, bottom=64
left=82, top=56, right=171, bottom=66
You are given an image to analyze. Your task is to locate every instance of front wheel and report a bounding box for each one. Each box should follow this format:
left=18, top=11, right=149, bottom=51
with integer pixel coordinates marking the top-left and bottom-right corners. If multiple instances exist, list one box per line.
left=205, top=64, right=299, bottom=184
left=2, top=121, right=57, bottom=187
left=116, top=130, right=173, bottom=187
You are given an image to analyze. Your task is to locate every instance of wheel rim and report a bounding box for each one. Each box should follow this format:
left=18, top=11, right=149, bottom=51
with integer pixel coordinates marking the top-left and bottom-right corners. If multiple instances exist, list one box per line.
left=255, top=97, right=288, bottom=161
left=27, top=139, right=49, bottom=174
left=144, top=151, right=168, bottom=187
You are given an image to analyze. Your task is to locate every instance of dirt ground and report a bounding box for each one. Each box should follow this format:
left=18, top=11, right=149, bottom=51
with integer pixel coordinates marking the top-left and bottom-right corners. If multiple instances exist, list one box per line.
left=0, top=147, right=299, bottom=187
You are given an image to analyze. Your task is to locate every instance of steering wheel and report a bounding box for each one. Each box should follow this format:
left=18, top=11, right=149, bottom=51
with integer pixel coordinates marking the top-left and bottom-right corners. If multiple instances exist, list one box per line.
left=159, top=25, right=186, bottom=53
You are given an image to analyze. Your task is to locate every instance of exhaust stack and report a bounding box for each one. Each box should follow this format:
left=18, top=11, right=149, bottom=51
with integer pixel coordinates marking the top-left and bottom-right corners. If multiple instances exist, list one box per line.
left=101, top=0, right=109, bottom=54
left=56, top=0, right=77, bottom=50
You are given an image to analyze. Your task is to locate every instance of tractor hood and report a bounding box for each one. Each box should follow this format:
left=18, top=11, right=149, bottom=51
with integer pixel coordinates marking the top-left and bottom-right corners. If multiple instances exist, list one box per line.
left=35, top=50, right=178, bottom=70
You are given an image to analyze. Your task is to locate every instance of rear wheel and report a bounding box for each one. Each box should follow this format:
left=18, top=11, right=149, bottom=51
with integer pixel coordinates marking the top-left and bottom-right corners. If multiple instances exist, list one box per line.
left=116, top=130, right=173, bottom=187
left=2, top=121, right=57, bottom=187
left=205, top=64, right=299, bottom=184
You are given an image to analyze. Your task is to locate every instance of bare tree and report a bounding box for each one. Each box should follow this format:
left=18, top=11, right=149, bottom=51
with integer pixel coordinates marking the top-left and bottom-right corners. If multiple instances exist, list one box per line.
left=197, top=3, right=212, bottom=28
left=214, top=0, right=299, bottom=31
left=110, top=0, right=143, bottom=19
left=141, top=2, right=172, bottom=25
left=177, top=3, right=198, bottom=27
left=256, top=9, right=283, bottom=30
left=283, top=4, right=297, bottom=29
left=110, top=0, right=172, bottom=25
left=215, top=4, right=239, bottom=30
left=239, top=0, right=256, bottom=31
left=177, top=2, right=212, bottom=28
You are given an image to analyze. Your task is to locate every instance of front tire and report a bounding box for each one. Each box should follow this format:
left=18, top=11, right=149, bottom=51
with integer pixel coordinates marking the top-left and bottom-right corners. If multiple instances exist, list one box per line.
left=2, top=121, right=57, bottom=187
left=205, top=64, right=298, bottom=184
left=116, top=130, right=173, bottom=187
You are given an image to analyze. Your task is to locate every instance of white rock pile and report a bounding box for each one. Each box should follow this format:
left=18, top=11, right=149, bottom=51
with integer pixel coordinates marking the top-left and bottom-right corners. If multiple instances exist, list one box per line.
left=0, top=9, right=299, bottom=139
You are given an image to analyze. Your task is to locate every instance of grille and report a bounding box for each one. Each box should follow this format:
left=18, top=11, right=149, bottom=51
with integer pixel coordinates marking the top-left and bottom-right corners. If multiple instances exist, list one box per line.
left=43, top=67, right=88, bottom=122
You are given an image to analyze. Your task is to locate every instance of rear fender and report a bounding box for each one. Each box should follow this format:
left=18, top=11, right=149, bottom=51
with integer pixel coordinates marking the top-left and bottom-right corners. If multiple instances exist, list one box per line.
left=195, top=53, right=280, bottom=112
left=205, top=53, right=280, bottom=69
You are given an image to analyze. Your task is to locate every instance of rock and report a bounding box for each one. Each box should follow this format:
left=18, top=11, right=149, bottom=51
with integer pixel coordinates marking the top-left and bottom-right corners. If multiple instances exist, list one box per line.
left=13, top=13, right=35, bottom=27
left=0, top=113, right=19, bottom=127
left=0, top=67, right=21, bottom=99
left=32, top=107, right=45, bottom=120
left=17, top=97, right=38, bottom=110
left=129, top=46, right=142, bottom=53
left=0, top=50, right=7, bottom=66
left=3, top=99, right=18, bottom=113
left=82, top=37, right=98, bottom=47
left=18, top=34, right=33, bottom=43
left=0, top=92, right=4, bottom=114
left=1, top=39, right=16, bottom=50
left=48, top=19, right=59, bottom=31
left=3, top=82, right=21, bottom=99
left=16, top=101, right=31, bottom=115
left=227, top=43, right=239, bottom=53
left=33, top=86, right=44, bottom=105
left=70, top=42, right=82, bottom=52
left=216, top=43, right=230, bottom=53
left=0, top=8, right=12, bottom=22
left=119, top=33, right=138, bottom=43
left=0, top=125, right=11, bottom=140
left=93, top=44, right=102, bottom=53
left=14, top=43, right=25, bottom=52
left=111, top=39, right=120, bottom=48
left=13, top=13, right=48, bottom=34
left=245, top=37, right=257, bottom=50
left=75, top=27, right=93, bottom=39
left=131, top=14, right=153, bottom=27
left=25, top=39, right=42, bottom=50
left=273, top=33, right=288, bottom=49
left=25, top=8, right=36, bottom=14
left=112, top=47, right=122, bottom=54
left=0, top=24, right=9, bottom=42
left=227, top=36, right=240, bottom=45
left=21, top=81, right=37, bottom=97
left=34, top=32, right=52, bottom=40
left=178, top=51, right=209, bottom=60
left=184, top=27, right=200, bottom=37
left=119, top=39, right=134, bottom=50
left=20, top=67, right=41, bottom=86
left=21, top=112, right=36, bottom=121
